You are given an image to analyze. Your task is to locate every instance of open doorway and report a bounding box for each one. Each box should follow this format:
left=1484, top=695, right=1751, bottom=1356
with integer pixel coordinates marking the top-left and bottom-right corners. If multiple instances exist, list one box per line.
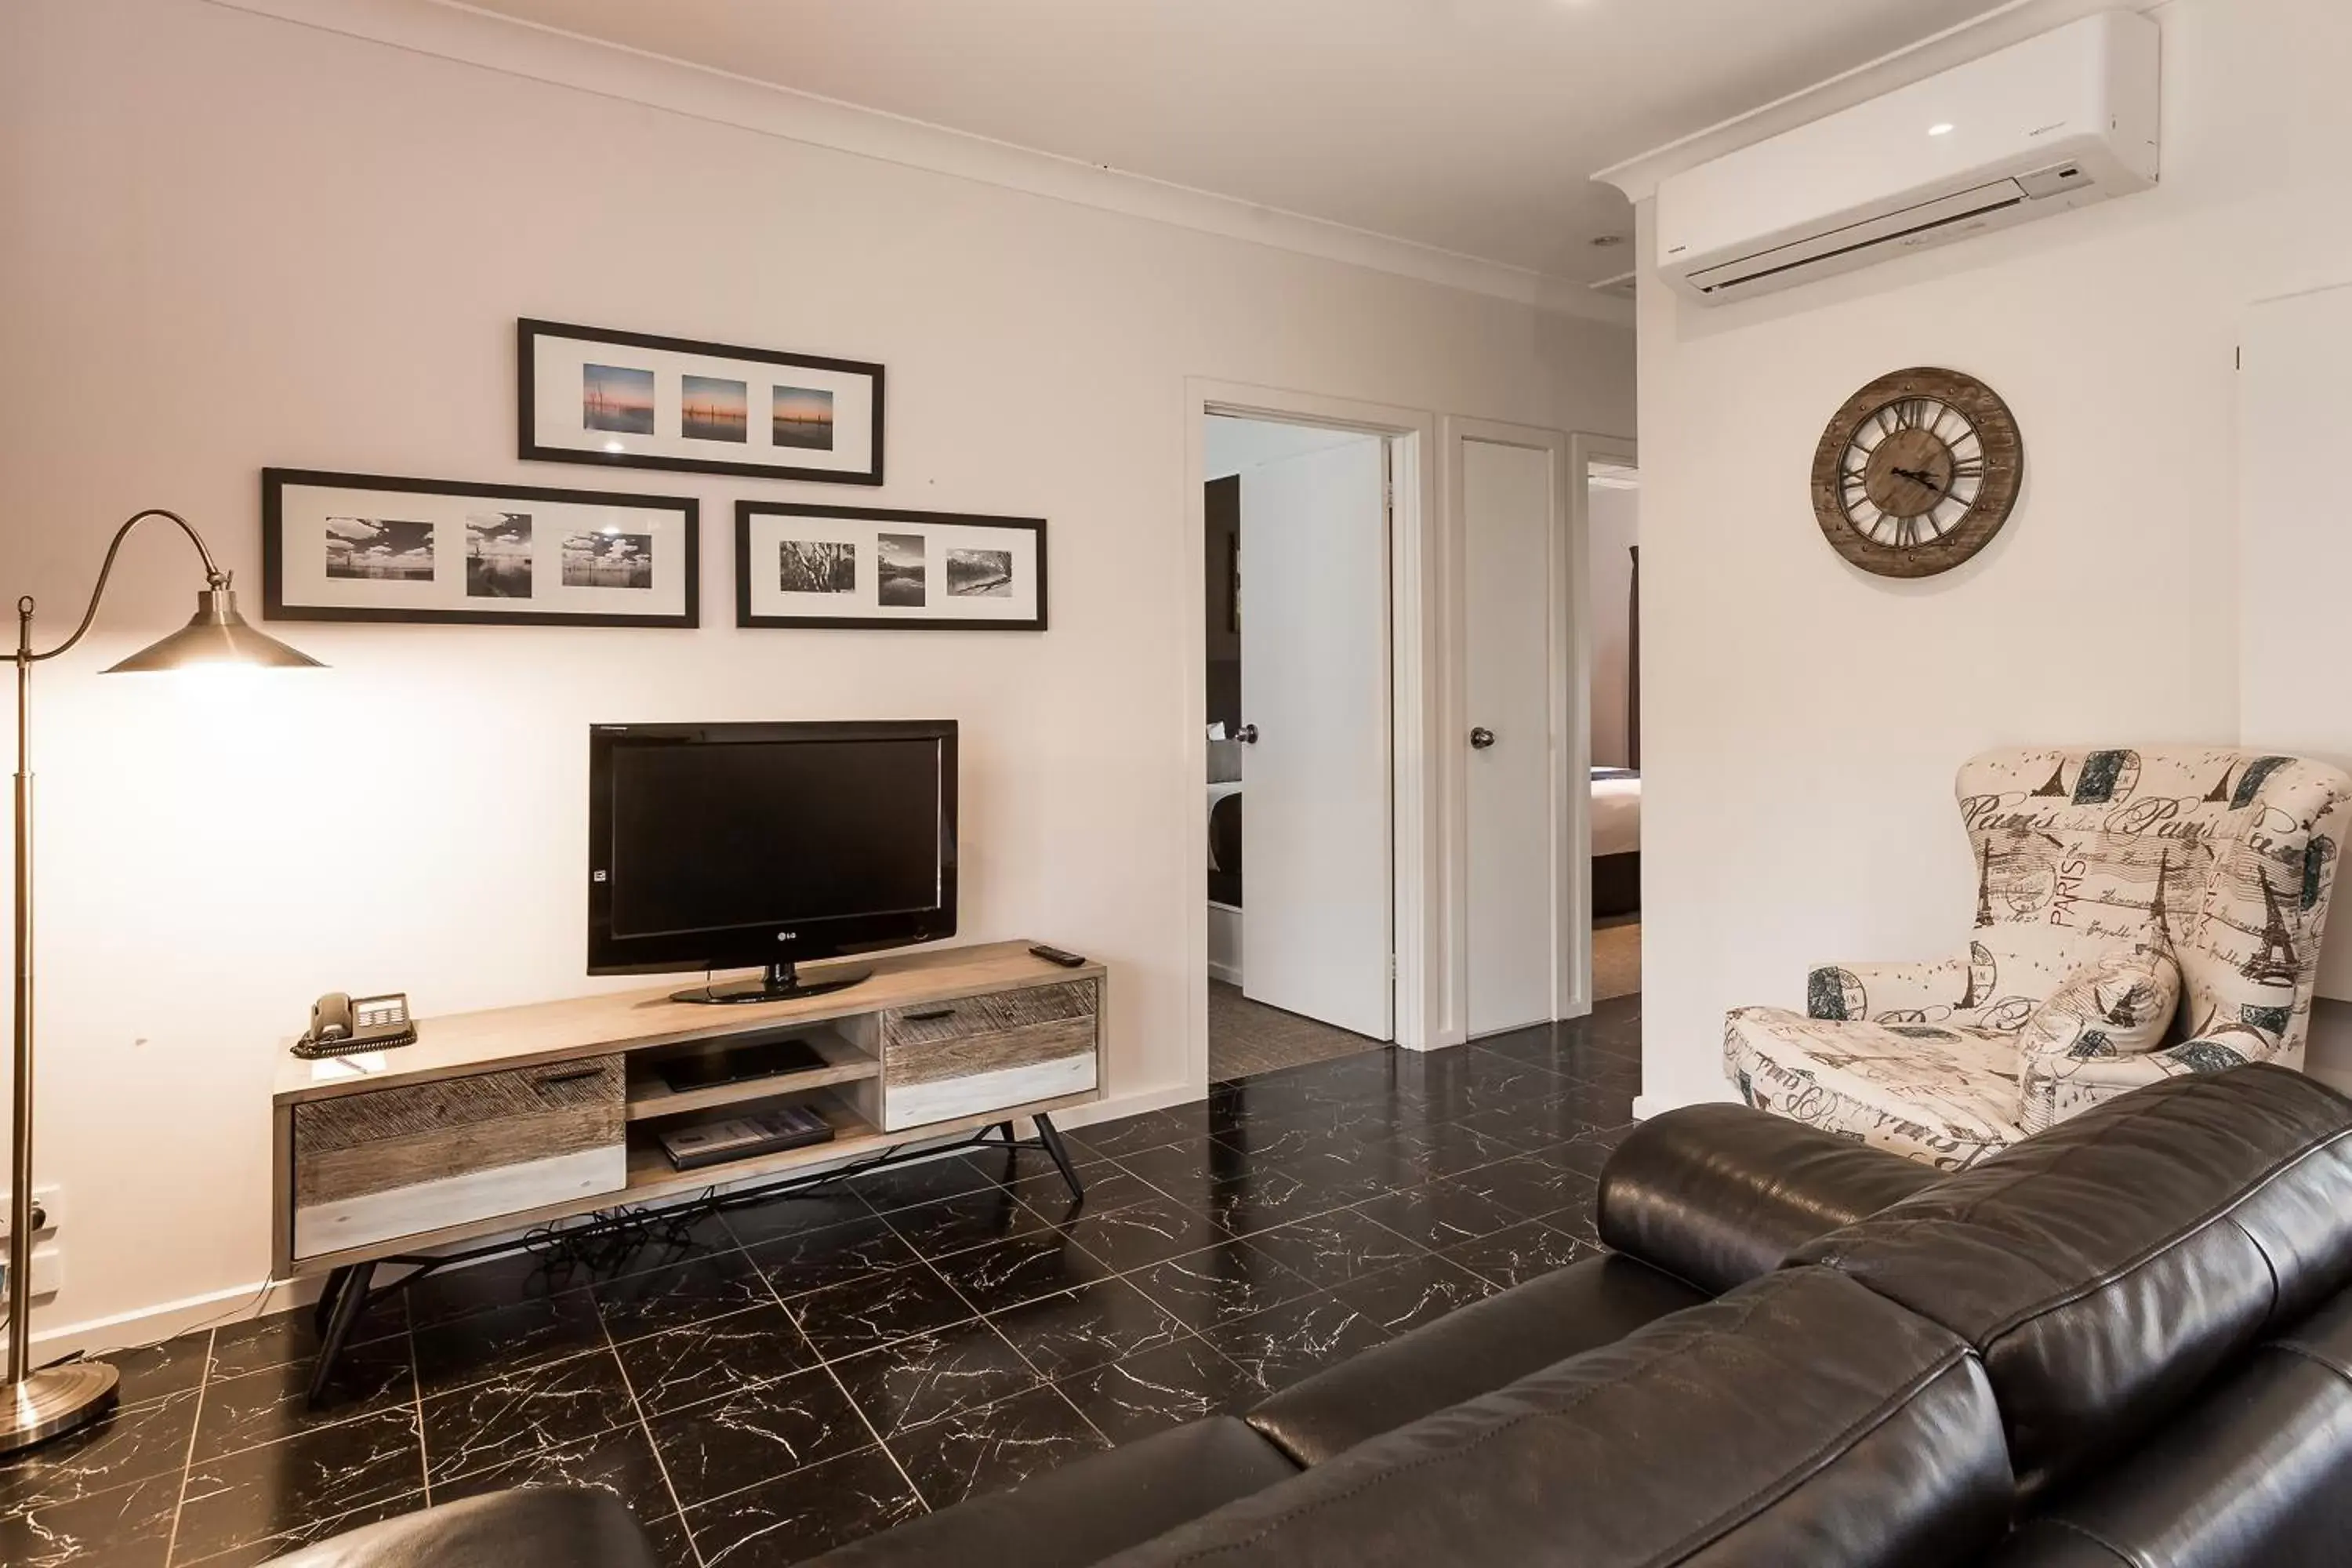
left=1583, top=452, right=1641, bottom=1003
left=1203, top=414, right=1395, bottom=1080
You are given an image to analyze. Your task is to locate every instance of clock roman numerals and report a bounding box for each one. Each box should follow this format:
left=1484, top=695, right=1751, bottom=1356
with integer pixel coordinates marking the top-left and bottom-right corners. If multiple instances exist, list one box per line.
left=1816, top=370, right=2019, bottom=577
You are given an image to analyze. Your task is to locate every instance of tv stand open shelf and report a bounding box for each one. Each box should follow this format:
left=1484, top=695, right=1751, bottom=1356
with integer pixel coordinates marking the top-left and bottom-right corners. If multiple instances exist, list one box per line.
left=270, top=940, right=1104, bottom=1401
left=620, top=1025, right=877, bottom=1122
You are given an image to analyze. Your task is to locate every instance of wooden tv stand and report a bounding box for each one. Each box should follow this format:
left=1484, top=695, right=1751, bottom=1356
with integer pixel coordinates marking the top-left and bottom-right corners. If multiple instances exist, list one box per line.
left=270, top=941, right=1103, bottom=1396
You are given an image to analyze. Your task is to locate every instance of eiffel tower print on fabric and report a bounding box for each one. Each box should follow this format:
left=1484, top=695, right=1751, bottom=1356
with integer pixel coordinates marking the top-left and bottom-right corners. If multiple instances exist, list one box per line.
left=2032, top=760, right=2069, bottom=797
left=1974, top=842, right=1994, bottom=928
left=2240, top=870, right=2299, bottom=986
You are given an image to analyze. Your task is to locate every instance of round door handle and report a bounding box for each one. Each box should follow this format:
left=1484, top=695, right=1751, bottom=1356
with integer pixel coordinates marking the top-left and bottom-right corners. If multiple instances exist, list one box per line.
left=1469, top=727, right=1497, bottom=750
left=1235, top=724, right=1260, bottom=744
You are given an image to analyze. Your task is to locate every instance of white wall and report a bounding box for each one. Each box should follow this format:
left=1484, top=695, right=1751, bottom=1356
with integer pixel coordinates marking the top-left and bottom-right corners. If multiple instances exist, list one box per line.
left=0, top=0, right=1632, bottom=1347
left=1635, top=0, right=2352, bottom=1112
left=1586, top=480, right=1639, bottom=770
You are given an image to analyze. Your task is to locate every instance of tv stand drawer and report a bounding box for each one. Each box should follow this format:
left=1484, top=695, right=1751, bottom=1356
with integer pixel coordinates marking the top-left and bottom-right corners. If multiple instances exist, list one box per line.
left=880, top=979, right=1099, bottom=1131
left=291, top=1057, right=626, bottom=1258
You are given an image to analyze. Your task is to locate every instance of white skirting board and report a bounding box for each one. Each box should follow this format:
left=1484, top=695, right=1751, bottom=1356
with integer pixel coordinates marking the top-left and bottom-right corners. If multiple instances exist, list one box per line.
left=293, top=1145, right=628, bottom=1261
left=883, top=1053, right=1098, bottom=1132
left=1208, top=901, right=1243, bottom=986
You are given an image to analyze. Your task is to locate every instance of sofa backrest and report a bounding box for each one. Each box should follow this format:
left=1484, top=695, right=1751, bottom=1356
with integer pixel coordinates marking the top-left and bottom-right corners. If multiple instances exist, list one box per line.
left=1788, top=1065, right=2352, bottom=1501
left=1092, top=1266, right=2013, bottom=1568
left=1954, top=748, right=2350, bottom=1062
left=1984, top=1283, right=2352, bottom=1566
left=1598, top=1102, right=1944, bottom=1294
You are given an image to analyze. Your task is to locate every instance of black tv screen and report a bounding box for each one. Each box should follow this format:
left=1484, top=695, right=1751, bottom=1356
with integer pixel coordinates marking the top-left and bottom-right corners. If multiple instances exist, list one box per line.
left=588, top=720, right=956, bottom=976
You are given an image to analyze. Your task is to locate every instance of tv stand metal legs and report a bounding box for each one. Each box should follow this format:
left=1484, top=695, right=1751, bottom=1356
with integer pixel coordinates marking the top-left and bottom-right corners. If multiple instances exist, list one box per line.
left=296, top=1112, right=1086, bottom=1405
left=307, top=1261, right=375, bottom=1409
left=1033, top=1112, right=1084, bottom=1201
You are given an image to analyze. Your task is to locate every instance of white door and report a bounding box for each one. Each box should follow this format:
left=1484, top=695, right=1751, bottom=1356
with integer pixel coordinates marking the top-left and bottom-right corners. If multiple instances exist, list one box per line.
left=1463, top=437, right=1559, bottom=1036
left=1240, top=436, right=1393, bottom=1040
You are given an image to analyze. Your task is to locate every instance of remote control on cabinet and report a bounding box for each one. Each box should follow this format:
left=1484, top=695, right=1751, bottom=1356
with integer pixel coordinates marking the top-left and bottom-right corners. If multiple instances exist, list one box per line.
left=1029, top=944, right=1087, bottom=968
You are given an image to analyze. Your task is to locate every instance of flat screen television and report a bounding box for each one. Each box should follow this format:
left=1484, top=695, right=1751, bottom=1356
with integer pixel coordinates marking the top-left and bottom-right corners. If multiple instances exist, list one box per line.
left=588, top=720, right=957, bottom=1003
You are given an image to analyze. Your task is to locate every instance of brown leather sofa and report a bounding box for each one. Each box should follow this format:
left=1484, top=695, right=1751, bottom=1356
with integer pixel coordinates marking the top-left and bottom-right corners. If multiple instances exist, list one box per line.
left=279, top=1065, right=2352, bottom=1567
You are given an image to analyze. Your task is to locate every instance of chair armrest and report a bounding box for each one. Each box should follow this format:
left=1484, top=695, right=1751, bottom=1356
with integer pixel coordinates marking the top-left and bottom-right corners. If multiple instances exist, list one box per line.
left=270, top=1490, right=655, bottom=1568
left=1596, top=1103, right=1945, bottom=1294
left=1806, top=956, right=1971, bottom=1021
left=2017, top=1036, right=2283, bottom=1134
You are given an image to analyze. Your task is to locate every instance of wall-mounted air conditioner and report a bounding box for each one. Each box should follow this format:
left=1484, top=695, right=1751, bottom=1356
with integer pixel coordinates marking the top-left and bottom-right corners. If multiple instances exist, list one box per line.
left=1656, top=11, right=2159, bottom=306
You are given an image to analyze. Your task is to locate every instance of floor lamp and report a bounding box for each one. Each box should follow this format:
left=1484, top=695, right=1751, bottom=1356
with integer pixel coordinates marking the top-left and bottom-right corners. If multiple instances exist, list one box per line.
left=5, top=509, right=322, bottom=1455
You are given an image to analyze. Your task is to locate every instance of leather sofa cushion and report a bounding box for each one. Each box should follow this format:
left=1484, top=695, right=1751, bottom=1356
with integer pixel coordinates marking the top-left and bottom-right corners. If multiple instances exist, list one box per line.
left=1987, top=1284, right=2352, bottom=1566
left=1599, top=1102, right=1944, bottom=1294
left=1245, top=1251, right=1704, bottom=1466
left=1788, top=1065, right=2352, bottom=1500
left=795, top=1417, right=1301, bottom=1568
left=1094, top=1267, right=2011, bottom=1568
left=269, top=1489, right=655, bottom=1568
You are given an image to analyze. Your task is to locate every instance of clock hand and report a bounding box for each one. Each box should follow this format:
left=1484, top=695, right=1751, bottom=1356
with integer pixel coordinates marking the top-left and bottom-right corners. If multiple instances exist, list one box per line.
left=1889, top=465, right=1949, bottom=494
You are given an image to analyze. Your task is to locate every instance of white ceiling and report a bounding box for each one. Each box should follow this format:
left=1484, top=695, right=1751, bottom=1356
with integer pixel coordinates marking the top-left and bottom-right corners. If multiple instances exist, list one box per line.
left=458, top=0, right=2011, bottom=285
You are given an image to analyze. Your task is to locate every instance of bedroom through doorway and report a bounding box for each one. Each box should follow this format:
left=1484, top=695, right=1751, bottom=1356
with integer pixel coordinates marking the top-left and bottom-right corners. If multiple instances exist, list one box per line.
left=1203, top=413, right=1395, bottom=1080
left=1588, top=456, right=1641, bottom=1002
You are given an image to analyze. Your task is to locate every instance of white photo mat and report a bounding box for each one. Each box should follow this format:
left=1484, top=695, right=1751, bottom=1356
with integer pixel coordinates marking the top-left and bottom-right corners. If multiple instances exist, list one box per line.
left=263, top=470, right=698, bottom=627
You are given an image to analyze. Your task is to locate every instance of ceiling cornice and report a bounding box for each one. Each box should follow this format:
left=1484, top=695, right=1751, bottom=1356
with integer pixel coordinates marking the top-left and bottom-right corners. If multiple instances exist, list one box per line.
left=1592, top=0, right=2165, bottom=202
left=200, top=0, right=1633, bottom=326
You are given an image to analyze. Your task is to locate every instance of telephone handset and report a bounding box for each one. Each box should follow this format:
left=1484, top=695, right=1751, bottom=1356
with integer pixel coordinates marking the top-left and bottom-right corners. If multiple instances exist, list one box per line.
left=294, top=992, right=417, bottom=1058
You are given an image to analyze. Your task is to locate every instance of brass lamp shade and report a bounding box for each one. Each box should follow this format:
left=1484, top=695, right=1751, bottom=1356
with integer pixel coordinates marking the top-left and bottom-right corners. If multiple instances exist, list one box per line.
left=102, top=586, right=322, bottom=673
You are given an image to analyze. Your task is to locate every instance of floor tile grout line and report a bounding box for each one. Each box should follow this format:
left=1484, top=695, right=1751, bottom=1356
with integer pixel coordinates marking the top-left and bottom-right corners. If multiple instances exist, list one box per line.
left=750, top=1215, right=932, bottom=1524
left=408, top=1319, right=429, bottom=1513
left=159, top=1326, right=214, bottom=1567
left=592, top=1290, right=702, bottom=1565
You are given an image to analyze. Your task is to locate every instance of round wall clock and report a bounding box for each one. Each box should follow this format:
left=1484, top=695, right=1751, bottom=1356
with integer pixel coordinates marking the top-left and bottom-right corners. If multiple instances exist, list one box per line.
left=1809, top=367, right=2023, bottom=578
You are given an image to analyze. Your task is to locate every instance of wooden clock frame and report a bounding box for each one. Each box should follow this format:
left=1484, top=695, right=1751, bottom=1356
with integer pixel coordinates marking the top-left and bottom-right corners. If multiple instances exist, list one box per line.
left=1809, top=367, right=2024, bottom=579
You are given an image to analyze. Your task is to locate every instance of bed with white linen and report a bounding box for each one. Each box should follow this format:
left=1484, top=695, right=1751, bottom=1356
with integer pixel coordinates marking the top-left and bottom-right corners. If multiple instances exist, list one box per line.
left=1591, top=767, right=1640, bottom=917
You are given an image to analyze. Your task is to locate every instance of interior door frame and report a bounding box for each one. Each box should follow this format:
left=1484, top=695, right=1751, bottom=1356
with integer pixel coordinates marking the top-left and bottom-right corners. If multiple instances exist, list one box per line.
left=1568, top=430, right=1639, bottom=1021
left=1444, top=418, right=1583, bottom=1029
left=1185, top=381, right=1439, bottom=1083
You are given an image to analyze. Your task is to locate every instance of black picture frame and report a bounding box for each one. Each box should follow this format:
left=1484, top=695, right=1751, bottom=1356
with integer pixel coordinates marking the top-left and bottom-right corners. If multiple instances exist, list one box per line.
left=517, top=318, right=886, bottom=485
left=263, top=467, right=700, bottom=628
left=737, top=502, right=1048, bottom=632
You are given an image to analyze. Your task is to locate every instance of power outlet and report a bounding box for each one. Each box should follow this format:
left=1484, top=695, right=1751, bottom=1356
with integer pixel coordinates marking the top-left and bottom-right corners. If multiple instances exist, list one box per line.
left=0, top=1184, right=64, bottom=1299
left=0, top=1184, right=64, bottom=1242
left=0, top=1245, right=63, bottom=1301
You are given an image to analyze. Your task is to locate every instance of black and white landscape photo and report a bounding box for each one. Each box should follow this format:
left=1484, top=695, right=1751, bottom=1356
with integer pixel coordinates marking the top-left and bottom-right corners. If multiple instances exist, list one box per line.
left=325, top=516, right=436, bottom=581
left=877, top=532, right=926, bottom=605
left=562, top=529, right=654, bottom=589
left=779, top=539, right=855, bottom=594
left=268, top=469, right=697, bottom=627
left=681, top=375, right=747, bottom=442
left=771, top=385, right=836, bottom=450
left=465, top=513, right=532, bottom=599
left=583, top=363, right=655, bottom=434
left=946, top=547, right=1014, bottom=597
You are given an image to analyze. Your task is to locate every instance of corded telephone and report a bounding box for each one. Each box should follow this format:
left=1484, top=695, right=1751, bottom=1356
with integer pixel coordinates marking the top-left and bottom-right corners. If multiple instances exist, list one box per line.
left=293, top=992, right=417, bottom=1058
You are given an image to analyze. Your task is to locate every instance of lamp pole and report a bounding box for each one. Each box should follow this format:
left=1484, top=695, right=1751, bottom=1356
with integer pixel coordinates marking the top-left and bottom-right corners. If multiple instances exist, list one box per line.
left=10, top=595, right=36, bottom=1396
left=4, top=510, right=319, bottom=1454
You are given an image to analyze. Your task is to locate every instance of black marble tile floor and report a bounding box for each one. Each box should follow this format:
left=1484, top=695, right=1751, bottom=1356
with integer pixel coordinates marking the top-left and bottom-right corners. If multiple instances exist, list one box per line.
left=0, top=997, right=1641, bottom=1568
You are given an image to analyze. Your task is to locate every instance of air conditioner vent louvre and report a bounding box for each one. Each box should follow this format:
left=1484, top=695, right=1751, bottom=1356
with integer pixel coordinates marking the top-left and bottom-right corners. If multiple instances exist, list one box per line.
left=1697, top=188, right=2027, bottom=296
